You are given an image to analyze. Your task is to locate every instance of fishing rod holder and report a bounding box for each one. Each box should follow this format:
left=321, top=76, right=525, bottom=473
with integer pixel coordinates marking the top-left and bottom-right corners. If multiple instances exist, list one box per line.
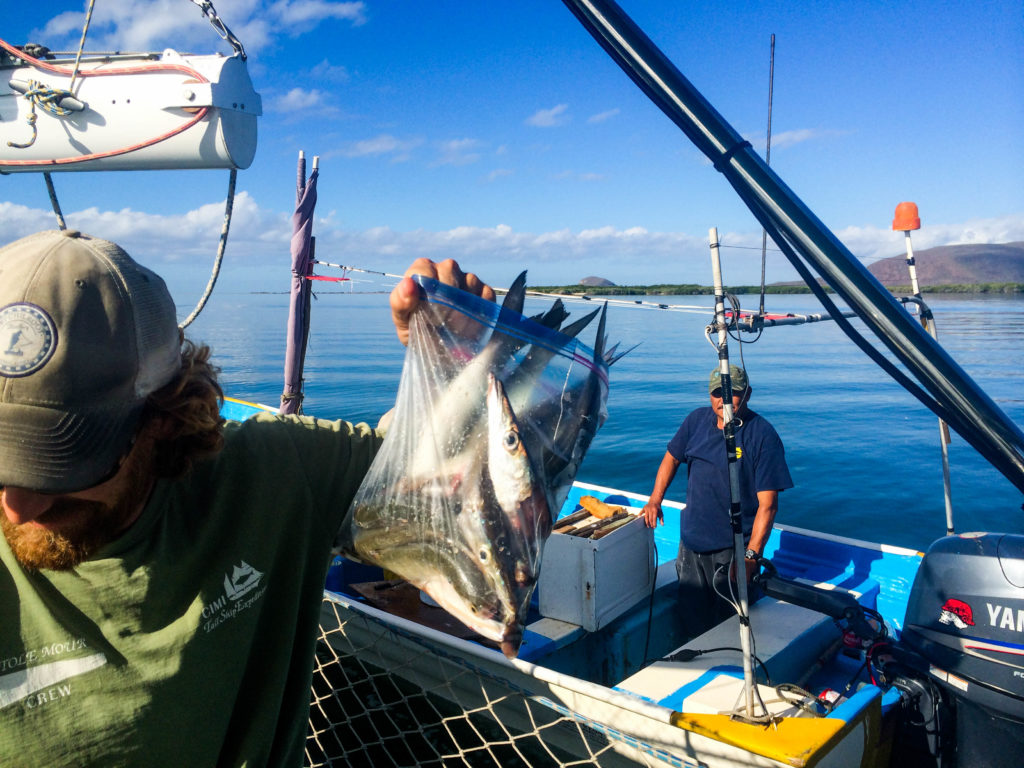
left=753, top=559, right=882, bottom=643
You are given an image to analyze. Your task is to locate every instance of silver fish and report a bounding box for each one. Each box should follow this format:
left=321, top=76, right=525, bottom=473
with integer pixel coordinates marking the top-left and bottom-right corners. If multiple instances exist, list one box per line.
left=503, top=302, right=610, bottom=514
left=407, top=273, right=529, bottom=481
left=349, top=373, right=547, bottom=657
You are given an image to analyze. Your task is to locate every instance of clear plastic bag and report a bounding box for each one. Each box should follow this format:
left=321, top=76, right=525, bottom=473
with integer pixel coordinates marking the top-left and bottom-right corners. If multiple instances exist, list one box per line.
left=335, top=273, right=610, bottom=656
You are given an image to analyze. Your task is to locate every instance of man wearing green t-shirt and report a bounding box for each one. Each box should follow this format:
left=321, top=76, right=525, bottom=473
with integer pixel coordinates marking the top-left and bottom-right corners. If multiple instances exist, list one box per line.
left=0, top=229, right=493, bottom=766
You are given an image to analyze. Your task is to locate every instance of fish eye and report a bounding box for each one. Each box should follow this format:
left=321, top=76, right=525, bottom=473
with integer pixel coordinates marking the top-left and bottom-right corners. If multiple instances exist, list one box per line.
left=478, top=548, right=490, bottom=563
left=503, top=430, right=520, bottom=452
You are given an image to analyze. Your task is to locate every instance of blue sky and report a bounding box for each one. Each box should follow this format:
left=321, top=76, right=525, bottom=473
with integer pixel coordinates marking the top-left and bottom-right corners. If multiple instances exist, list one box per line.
left=3, top=0, right=1022, bottom=295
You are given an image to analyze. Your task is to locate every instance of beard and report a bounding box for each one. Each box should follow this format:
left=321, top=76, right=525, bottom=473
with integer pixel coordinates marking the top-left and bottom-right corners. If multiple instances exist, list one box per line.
left=1, top=439, right=153, bottom=571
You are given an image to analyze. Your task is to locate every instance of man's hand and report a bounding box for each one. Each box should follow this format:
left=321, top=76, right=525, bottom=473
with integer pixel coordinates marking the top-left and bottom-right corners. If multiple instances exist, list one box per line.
left=729, top=555, right=760, bottom=584
left=389, top=258, right=495, bottom=345
left=641, top=500, right=663, bottom=528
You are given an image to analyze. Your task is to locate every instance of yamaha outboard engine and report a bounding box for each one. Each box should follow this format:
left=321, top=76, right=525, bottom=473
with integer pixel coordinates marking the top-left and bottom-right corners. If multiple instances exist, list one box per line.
left=896, top=533, right=1024, bottom=767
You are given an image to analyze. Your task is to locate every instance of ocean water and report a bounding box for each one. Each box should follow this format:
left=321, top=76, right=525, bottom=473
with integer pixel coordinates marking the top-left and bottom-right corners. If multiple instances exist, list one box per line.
left=182, top=284, right=1024, bottom=552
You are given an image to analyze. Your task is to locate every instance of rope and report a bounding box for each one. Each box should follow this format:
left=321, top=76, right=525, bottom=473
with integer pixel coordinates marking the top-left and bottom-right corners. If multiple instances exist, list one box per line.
left=179, top=168, right=237, bottom=329
left=18, top=80, right=76, bottom=117
left=313, top=260, right=405, bottom=280
left=308, top=257, right=855, bottom=323
left=68, top=0, right=98, bottom=91
left=5, top=101, right=38, bottom=149
left=7, top=0, right=95, bottom=150
left=43, top=173, right=67, bottom=230
left=5, top=80, right=78, bottom=149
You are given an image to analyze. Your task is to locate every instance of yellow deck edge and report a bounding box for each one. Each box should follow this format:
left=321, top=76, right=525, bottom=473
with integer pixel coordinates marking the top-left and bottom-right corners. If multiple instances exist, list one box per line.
left=669, top=697, right=881, bottom=768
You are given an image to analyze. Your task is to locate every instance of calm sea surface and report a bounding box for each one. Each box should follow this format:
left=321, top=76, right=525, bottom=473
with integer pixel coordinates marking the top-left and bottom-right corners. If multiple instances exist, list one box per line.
left=182, top=285, right=1024, bottom=552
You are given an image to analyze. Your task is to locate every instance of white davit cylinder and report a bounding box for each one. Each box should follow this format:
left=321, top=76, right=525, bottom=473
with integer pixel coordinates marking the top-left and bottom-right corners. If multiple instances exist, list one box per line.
left=0, top=49, right=262, bottom=172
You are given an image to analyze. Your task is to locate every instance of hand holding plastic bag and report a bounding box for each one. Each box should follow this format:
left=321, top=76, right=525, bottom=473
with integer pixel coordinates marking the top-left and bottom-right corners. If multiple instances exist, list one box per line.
left=335, top=272, right=610, bottom=656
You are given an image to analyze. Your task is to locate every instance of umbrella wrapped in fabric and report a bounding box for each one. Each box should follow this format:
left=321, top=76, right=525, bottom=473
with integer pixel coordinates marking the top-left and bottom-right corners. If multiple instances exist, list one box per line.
left=280, top=151, right=318, bottom=415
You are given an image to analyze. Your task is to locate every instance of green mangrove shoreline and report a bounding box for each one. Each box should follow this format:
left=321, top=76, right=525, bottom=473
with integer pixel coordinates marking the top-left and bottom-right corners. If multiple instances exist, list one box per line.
left=530, top=282, right=1024, bottom=296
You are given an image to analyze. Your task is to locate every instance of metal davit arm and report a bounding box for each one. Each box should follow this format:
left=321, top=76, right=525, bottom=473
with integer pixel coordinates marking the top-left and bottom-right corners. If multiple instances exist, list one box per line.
left=560, top=0, right=1024, bottom=496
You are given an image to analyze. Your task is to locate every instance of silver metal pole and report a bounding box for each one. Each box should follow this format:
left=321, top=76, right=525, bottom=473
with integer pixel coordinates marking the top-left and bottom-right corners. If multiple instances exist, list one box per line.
left=902, top=229, right=955, bottom=534
left=709, top=226, right=755, bottom=719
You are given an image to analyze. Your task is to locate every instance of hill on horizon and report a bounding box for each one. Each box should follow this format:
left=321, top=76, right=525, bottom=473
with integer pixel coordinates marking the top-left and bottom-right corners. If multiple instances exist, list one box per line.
left=865, top=242, right=1024, bottom=286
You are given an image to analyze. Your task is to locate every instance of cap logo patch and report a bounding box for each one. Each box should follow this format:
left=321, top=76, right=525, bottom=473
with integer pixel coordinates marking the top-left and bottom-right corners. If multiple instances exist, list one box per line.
left=0, top=303, right=57, bottom=377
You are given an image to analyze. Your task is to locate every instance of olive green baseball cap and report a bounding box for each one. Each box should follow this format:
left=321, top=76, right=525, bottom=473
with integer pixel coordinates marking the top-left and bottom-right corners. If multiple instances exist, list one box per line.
left=709, top=364, right=749, bottom=394
left=0, top=230, right=180, bottom=493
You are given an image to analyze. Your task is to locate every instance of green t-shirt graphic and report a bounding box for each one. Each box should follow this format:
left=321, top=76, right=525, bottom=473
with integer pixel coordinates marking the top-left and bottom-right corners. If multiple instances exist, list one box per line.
left=0, top=413, right=381, bottom=767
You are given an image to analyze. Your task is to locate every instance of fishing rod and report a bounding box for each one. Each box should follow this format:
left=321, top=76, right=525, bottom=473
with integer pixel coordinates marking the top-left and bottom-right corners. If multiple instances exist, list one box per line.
left=312, top=260, right=718, bottom=314
left=755, top=33, right=775, bottom=328
left=310, top=259, right=860, bottom=328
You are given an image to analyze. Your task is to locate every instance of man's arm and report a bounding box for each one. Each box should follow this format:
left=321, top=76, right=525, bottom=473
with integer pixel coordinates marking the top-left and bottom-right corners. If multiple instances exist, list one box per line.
left=742, top=488, right=779, bottom=580
left=747, top=489, right=778, bottom=557
left=641, top=451, right=681, bottom=527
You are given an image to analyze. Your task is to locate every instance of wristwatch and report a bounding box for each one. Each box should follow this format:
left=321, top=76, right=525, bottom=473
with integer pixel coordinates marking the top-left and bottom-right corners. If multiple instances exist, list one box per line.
left=744, top=548, right=758, bottom=561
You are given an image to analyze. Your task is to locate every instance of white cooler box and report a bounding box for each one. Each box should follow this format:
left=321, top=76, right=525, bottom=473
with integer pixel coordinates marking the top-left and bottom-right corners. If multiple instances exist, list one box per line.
left=538, top=514, right=656, bottom=631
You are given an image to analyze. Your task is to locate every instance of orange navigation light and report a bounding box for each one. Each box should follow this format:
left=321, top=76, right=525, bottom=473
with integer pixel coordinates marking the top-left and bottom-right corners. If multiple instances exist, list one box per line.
left=893, top=201, right=921, bottom=231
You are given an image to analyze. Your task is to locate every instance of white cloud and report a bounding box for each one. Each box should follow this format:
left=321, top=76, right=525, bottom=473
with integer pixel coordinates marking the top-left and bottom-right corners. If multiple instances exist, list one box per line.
left=38, top=10, right=85, bottom=38
left=587, top=108, right=620, bottom=124
left=334, top=133, right=423, bottom=161
left=773, top=128, right=847, bottom=149
left=0, top=192, right=288, bottom=264
left=838, top=214, right=1024, bottom=265
left=309, top=58, right=350, bottom=82
left=486, top=168, right=513, bottom=182
left=0, top=201, right=58, bottom=241
left=432, top=138, right=482, bottom=167
left=2, top=199, right=1021, bottom=287
left=742, top=128, right=848, bottom=152
left=268, top=0, right=367, bottom=27
left=268, top=87, right=328, bottom=112
left=526, top=104, right=570, bottom=128
left=38, top=0, right=365, bottom=55
left=553, top=170, right=605, bottom=182
left=312, top=224, right=713, bottom=283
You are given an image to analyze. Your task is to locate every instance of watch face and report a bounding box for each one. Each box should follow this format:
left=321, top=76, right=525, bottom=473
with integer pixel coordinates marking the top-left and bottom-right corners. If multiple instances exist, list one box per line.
left=744, top=549, right=757, bottom=560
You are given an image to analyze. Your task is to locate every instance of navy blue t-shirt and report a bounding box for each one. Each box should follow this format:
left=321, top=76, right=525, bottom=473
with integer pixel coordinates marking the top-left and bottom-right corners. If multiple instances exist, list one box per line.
left=667, top=406, right=793, bottom=552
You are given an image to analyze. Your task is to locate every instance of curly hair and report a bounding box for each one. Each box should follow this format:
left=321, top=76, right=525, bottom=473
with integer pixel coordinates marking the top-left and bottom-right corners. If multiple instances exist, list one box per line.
left=142, top=339, right=225, bottom=479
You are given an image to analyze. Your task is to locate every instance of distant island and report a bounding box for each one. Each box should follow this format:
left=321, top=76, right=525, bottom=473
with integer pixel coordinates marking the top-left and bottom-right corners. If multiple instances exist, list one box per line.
left=533, top=242, right=1024, bottom=295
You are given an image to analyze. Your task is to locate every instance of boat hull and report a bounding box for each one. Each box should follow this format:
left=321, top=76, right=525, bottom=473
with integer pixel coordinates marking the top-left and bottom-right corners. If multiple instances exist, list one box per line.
left=306, top=479, right=922, bottom=768
left=311, top=589, right=884, bottom=768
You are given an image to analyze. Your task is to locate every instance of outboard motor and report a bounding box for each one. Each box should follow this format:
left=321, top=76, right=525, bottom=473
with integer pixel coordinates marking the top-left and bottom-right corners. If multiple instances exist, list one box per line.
left=896, top=533, right=1024, bottom=767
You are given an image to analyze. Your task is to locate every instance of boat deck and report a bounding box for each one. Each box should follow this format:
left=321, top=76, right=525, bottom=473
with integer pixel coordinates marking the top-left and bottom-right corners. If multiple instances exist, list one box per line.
left=325, top=481, right=924, bottom=693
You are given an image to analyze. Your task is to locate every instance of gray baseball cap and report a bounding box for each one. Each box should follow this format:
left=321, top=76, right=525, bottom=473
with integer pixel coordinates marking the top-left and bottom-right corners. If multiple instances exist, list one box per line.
left=709, top=364, right=749, bottom=394
left=0, top=230, right=180, bottom=493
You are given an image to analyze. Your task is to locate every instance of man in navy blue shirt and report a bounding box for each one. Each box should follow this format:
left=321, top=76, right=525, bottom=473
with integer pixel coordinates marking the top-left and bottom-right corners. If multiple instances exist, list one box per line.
left=642, top=364, right=793, bottom=632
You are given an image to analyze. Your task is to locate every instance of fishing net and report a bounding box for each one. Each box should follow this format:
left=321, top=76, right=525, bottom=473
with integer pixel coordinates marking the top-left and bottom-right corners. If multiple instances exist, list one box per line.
left=334, top=274, right=610, bottom=656
left=305, top=594, right=665, bottom=768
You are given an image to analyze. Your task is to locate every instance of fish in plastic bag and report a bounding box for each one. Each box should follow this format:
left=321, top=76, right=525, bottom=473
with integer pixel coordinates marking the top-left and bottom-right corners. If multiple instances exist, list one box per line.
left=335, top=272, right=612, bottom=657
